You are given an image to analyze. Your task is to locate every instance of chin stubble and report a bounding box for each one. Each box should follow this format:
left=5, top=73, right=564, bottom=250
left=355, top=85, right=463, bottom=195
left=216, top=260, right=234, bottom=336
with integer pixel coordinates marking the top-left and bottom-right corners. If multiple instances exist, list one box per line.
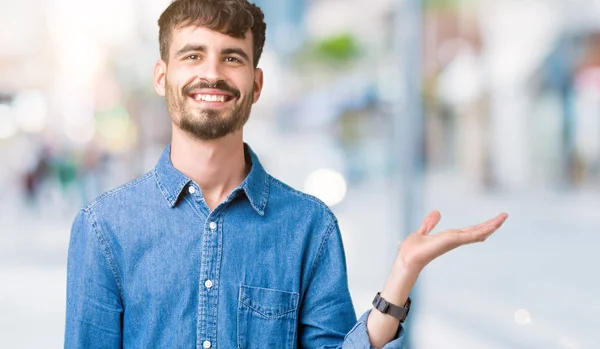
left=166, top=80, right=252, bottom=140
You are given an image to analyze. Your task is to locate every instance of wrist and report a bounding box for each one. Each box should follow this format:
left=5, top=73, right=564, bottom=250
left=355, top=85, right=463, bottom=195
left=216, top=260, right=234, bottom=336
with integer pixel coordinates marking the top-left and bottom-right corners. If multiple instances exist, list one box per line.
left=393, top=254, right=423, bottom=277
left=379, top=258, right=420, bottom=306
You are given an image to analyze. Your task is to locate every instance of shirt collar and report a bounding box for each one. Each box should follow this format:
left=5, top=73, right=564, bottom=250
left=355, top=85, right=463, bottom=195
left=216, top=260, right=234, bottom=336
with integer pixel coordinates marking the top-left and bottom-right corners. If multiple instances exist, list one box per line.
left=153, top=143, right=269, bottom=215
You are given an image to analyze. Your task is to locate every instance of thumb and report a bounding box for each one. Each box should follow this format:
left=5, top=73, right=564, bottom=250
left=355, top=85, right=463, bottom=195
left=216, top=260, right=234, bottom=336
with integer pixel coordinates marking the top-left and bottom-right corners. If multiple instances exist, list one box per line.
left=419, top=210, right=441, bottom=235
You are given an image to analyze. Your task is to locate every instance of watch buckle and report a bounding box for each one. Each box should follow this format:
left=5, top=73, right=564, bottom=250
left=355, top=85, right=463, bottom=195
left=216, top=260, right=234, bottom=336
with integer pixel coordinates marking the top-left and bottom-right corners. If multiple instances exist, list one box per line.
left=375, top=296, right=389, bottom=312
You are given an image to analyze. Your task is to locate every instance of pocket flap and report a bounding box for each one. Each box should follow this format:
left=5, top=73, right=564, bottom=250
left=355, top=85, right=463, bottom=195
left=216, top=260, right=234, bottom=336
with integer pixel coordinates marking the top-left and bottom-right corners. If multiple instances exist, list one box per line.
left=239, top=285, right=299, bottom=318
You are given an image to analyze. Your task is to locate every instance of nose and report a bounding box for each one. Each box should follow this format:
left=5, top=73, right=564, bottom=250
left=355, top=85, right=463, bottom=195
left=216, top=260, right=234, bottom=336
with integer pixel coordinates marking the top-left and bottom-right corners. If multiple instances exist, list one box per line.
left=198, top=55, right=225, bottom=85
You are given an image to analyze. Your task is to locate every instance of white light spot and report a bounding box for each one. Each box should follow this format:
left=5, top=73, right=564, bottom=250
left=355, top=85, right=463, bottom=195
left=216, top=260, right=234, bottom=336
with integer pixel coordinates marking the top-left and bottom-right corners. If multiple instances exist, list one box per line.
left=514, top=309, right=531, bottom=325
left=13, top=90, right=48, bottom=133
left=0, top=104, right=18, bottom=139
left=304, top=169, right=347, bottom=207
left=64, top=119, right=95, bottom=144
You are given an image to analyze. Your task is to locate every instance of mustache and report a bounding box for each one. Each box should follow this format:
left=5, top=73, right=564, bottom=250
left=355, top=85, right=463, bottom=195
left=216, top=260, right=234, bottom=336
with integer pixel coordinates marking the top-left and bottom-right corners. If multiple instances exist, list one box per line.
left=182, top=81, right=241, bottom=99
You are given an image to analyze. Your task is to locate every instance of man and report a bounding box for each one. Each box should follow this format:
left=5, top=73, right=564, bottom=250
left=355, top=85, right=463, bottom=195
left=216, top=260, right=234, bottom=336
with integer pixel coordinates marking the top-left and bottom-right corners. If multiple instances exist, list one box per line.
left=65, top=0, right=508, bottom=348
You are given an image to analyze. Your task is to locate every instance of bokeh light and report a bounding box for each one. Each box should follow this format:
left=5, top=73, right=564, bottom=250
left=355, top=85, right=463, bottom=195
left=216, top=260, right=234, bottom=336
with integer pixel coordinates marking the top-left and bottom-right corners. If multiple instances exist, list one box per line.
left=514, top=309, right=532, bottom=325
left=0, top=104, right=18, bottom=139
left=304, top=169, right=347, bottom=206
left=13, top=90, right=48, bottom=133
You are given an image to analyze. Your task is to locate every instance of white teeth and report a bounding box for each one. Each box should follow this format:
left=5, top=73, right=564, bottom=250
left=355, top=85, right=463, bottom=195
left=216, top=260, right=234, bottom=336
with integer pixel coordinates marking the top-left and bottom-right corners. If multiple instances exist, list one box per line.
left=193, top=94, right=227, bottom=102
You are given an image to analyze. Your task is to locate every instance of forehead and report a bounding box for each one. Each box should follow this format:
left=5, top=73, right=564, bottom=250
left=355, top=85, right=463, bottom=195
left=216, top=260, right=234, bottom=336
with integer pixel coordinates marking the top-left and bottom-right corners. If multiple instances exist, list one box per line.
left=169, top=25, right=253, bottom=55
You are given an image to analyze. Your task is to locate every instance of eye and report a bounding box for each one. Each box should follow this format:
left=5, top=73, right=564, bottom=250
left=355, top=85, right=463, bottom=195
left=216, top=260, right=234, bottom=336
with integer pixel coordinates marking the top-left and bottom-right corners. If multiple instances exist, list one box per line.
left=186, top=54, right=200, bottom=60
left=225, top=56, right=242, bottom=64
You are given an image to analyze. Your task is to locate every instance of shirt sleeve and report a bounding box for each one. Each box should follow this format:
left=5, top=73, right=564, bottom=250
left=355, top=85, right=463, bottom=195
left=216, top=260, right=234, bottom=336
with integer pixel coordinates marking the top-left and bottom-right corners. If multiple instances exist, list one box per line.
left=297, top=218, right=405, bottom=349
left=343, top=309, right=405, bottom=349
left=65, top=209, right=124, bottom=348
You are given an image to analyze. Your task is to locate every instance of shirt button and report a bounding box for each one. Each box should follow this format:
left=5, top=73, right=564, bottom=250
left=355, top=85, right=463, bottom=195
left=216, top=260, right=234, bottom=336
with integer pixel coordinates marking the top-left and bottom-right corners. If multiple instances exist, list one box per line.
left=209, top=221, right=217, bottom=230
left=205, top=280, right=213, bottom=289
left=203, top=340, right=211, bottom=349
left=188, top=186, right=196, bottom=194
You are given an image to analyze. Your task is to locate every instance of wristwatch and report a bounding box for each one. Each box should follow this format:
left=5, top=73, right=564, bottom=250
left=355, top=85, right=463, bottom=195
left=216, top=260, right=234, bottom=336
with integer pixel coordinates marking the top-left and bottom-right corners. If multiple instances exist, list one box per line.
left=372, top=292, right=411, bottom=323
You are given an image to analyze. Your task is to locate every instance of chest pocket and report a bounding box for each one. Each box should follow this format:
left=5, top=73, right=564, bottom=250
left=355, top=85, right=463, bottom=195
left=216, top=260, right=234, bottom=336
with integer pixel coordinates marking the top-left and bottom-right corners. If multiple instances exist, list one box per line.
left=237, top=285, right=299, bottom=349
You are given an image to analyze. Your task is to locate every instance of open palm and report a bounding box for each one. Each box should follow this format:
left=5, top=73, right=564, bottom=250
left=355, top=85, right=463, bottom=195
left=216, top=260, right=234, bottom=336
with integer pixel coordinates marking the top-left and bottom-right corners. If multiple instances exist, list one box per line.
left=398, top=211, right=509, bottom=272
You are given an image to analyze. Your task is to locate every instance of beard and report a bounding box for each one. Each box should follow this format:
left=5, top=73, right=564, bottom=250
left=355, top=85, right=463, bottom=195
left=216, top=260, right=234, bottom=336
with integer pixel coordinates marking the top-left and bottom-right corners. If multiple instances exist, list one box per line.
left=166, top=79, right=252, bottom=140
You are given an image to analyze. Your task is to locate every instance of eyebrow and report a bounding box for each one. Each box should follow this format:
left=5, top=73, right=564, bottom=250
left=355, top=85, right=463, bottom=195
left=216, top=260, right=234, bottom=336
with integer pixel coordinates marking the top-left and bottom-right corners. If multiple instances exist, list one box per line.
left=221, top=48, right=251, bottom=63
left=175, top=44, right=206, bottom=58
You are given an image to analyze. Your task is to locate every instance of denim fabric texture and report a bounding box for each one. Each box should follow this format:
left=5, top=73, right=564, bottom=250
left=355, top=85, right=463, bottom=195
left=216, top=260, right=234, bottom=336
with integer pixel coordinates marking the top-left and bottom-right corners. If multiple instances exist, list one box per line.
left=65, top=144, right=405, bottom=348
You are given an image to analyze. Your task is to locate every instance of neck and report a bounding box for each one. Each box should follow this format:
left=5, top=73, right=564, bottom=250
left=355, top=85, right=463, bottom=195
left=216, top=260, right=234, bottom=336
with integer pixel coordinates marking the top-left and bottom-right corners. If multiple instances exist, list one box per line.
left=170, top=126, right=248, bottom=210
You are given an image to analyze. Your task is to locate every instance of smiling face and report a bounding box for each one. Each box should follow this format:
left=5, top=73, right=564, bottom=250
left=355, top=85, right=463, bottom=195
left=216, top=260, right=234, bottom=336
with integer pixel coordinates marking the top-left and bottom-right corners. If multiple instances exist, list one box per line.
left=154, top=25, right=263, bottom=140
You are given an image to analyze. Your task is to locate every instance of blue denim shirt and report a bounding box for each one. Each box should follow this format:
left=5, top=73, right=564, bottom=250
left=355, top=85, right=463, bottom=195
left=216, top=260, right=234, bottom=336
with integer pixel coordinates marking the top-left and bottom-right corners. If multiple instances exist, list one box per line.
left=65, top=144, right=405, bottom=348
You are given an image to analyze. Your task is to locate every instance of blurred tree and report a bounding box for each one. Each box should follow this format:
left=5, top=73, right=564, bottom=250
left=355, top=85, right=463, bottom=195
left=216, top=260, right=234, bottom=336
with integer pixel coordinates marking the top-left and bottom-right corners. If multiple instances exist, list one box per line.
left=313, top=34, right=361, bottom=62
left=424, top=0, right=472, bottom=10
left=293, top=33, right=362, bottom=69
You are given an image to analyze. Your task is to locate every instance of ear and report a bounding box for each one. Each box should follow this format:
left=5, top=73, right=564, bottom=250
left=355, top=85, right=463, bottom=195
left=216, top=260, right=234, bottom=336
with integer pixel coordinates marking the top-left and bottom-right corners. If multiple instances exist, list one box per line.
left=153, top=60, right=167, bottom=97
left=252, top=67, right=264, bottom=104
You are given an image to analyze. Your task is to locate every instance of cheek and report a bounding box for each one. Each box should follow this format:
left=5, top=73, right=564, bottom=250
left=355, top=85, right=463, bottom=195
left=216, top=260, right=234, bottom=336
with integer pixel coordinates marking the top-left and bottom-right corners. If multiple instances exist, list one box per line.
left=166, top=67, right=192, bottom=88
left=233, top=70, right=257, bottom=92
left=245, top=78, right=258, bottom=96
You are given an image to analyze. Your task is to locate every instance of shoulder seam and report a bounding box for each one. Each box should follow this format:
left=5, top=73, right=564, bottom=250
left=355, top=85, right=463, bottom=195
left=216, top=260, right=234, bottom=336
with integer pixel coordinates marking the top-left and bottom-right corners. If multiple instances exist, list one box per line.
left=268, top=175, right=334, bottom=214
left=83, top=170, right=154, bottom=211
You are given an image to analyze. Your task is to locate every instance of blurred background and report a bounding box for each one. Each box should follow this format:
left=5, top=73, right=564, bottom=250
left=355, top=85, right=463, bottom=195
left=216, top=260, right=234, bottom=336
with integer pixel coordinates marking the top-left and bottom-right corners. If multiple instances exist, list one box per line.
left=1, top=0, right=599, bottom=347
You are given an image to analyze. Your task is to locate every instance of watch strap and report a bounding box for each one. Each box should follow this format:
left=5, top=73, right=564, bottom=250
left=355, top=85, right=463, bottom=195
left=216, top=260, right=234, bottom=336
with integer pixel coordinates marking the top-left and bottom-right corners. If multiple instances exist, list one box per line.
left=372, top=292, right=411, bottom=322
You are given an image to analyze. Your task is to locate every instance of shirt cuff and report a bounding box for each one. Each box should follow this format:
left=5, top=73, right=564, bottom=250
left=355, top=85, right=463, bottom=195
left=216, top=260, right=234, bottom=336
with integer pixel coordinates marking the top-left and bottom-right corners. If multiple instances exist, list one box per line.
left=343, top=309, right=405, bottom=349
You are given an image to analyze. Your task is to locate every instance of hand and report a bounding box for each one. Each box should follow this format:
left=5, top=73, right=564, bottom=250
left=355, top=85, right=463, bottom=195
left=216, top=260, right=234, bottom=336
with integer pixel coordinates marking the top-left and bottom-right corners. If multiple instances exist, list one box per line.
left=397, top=211, right=509, bottom=273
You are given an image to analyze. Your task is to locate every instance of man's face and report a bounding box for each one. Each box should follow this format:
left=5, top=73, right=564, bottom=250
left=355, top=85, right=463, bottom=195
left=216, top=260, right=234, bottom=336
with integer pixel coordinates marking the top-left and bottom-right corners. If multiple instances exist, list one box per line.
left=154, top=25, right=263, bottom=140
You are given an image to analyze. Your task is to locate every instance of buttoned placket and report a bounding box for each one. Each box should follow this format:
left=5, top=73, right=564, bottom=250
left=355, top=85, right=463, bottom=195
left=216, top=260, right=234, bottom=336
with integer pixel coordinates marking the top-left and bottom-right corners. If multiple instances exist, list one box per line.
left=188, top=183, right=223, bottom=349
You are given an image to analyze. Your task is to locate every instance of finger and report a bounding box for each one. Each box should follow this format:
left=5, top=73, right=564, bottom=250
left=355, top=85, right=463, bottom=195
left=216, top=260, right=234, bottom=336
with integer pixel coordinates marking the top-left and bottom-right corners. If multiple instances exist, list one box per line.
left=464, top=213, right=508, bottom=243
left=431, top=213, right=509, bottom=253
left=437, top=227, right=491, bottom=249
left=416, top=215, right=429, bottom=235
left=462, top=213, right=508, bottom=234
left=419, top=210, right=441, bottom=235
left=415, top=214, right=429, bottom=235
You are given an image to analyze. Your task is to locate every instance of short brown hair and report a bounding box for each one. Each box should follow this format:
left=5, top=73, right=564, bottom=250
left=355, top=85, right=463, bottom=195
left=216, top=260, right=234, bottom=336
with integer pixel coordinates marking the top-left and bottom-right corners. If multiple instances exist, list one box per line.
left=158, top=0, right=267, bottom=68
